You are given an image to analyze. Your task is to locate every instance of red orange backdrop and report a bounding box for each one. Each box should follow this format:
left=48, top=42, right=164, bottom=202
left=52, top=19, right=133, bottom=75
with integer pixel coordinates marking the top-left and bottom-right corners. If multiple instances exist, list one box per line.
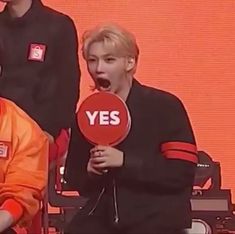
left=1, top=0, right=235, bottom=202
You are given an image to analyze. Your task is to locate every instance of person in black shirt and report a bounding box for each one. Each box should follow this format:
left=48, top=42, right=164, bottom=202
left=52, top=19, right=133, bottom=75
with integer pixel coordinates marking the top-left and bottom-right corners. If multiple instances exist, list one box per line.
left=0, top=0, right=80, bottom=141
left=65, top=23, right=197, bottom=234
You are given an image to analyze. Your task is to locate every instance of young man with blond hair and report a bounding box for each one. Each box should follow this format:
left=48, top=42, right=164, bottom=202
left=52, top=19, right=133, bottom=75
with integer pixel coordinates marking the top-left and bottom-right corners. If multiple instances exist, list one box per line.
left=65, top=23, right=197, bottom=234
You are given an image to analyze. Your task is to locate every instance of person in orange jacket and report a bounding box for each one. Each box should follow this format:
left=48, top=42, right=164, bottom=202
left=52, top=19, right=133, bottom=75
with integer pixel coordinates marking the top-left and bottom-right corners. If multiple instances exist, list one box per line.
left=0, top=97, right=48, bottom=233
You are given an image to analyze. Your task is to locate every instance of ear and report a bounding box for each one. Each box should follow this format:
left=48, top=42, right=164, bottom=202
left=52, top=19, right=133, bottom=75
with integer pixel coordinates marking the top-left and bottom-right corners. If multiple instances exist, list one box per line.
left=126, top=57, right=136, bottom=72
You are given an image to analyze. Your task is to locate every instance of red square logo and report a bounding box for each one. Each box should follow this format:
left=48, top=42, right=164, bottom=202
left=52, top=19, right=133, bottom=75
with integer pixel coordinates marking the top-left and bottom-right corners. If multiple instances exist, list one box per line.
left=0, top=141, right=10, bottom=159
left=28, top=44, right=46, bottom=62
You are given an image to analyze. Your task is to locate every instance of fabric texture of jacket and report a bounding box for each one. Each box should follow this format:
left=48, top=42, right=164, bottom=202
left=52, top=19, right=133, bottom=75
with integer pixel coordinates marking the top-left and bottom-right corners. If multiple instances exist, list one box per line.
left=0, top=0, right=80, bottom=137
left=65, top=79, right=198, bottom=230
left=0, top=97, right=48, bottom=227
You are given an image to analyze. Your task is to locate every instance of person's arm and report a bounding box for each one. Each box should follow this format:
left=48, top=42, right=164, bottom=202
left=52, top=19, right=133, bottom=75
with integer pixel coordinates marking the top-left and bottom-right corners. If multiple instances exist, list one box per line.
left=0, top=210, right=14, bottom=233
left=30, top=16, right=80, bottom=138
left=0, top=198, right=24, bottom=232
left=117, top=96, right=198, bottom=191
left=54, top=16, right=80, bottom=131
left=0, top=109, right=48, bottom=228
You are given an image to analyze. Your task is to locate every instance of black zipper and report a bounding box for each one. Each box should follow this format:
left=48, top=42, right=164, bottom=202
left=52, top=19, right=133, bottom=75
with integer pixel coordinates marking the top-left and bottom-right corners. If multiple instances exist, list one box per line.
left=88, top=187, right=105, bottom=216
left=113, top=179, right=119, bottom=224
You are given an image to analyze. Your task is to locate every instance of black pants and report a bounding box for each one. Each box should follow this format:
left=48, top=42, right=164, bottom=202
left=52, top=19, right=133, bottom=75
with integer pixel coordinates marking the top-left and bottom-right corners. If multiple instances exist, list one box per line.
left=65, top=213, right=186, bottom=234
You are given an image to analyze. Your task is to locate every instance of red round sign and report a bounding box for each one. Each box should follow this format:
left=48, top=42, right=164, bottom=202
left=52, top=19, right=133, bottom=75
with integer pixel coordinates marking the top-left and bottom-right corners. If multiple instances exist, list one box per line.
left=77, top=92, right=131, bottom=146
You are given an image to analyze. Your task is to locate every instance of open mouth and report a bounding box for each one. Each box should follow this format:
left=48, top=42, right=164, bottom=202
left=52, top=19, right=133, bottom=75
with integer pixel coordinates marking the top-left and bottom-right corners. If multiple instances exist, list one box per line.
left=96, top=78, right=111, bottom=90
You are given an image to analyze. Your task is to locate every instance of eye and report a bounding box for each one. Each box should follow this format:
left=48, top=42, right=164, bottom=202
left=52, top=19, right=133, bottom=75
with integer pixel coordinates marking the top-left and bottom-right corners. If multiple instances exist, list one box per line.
left=87, top=57, right=96, bottom=62
left=105, top=57, right=116, bottom=63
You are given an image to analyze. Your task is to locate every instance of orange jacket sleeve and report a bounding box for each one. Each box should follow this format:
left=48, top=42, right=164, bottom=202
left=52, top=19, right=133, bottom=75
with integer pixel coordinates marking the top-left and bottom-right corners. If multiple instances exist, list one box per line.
left=0, top=99, right=49, bottom=227
left=0, top=198, right=23, bottom=223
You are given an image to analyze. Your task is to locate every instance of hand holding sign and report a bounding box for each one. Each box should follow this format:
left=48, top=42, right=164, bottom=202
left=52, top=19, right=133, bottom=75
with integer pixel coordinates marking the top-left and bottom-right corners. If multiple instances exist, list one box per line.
left=89, top=145, right=124, bottom=169
left=77, top=92, right=131, bottom=175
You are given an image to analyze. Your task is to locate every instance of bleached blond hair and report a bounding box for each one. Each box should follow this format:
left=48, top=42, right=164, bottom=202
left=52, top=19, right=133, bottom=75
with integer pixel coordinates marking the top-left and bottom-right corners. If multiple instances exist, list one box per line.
left=82, top=23, right=139, bottom=66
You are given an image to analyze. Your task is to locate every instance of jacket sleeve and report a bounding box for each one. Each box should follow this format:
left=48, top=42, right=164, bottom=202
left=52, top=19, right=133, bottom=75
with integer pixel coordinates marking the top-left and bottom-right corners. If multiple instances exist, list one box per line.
left=53, top=16, right=80, bottom=133
left=64, top=119, right=104, bottom=196
left=117, top=96, right=198, bottom=192
left=1, top=110, right=49, bottom=226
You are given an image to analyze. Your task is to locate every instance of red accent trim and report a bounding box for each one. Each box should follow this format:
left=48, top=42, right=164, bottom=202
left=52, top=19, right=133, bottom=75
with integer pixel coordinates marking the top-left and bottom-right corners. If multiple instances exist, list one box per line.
left=163, top=150, right=198, bottom=164
left=0, top=199, right=23, bottom=222
left=49, top=129, right=70, bottom=190
left=49, top=129, right=69, bottom=162
left=49, top=142, right=58, bottom=162
left=161, top=141, right=197, bottom=153
left=55, top=129, right=69, bottom=158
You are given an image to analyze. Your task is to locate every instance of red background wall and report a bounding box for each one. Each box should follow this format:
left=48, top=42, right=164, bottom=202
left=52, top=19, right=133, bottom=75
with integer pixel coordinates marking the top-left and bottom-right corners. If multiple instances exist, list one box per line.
left=1, top=0, right=235, bottom=202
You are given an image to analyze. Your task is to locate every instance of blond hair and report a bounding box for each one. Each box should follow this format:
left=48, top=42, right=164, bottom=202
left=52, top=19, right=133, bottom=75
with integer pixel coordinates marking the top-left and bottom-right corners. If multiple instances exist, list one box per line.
left=82, top=23, right=139, bottom=63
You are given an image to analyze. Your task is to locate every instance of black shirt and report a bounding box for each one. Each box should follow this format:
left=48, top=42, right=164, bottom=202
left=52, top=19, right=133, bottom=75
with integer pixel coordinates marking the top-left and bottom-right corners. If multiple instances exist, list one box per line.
left=0, top=0, right=80, bottom=137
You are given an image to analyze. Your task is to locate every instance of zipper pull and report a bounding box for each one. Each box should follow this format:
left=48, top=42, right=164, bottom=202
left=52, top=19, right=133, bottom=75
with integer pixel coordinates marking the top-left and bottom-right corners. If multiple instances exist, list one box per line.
left=113, top=179, right=119, bottom=224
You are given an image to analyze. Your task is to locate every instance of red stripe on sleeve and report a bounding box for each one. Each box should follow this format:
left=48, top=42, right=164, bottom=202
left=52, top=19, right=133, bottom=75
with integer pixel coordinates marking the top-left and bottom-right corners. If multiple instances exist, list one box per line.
left=161, top=141, right=197, bottom=154
left=163, top=150, right=198, bottom=164
left=0, top=199, right=24, bottom=223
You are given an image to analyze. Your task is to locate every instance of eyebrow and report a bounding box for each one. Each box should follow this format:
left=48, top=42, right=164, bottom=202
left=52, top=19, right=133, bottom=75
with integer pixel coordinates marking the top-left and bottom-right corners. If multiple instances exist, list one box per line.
left=88, top=53, right=117, bottom=57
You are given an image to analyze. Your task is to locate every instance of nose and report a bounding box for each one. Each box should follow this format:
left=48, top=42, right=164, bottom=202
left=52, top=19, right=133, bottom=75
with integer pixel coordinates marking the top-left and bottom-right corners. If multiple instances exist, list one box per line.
left=95, top=60, right=104, bottom=73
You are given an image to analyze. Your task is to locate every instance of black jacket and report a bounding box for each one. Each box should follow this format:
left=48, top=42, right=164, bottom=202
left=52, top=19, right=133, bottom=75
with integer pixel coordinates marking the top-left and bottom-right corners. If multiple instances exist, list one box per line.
left=65, top=79, right=198, bottom=229
left=0, top=0, right=80, bottom=137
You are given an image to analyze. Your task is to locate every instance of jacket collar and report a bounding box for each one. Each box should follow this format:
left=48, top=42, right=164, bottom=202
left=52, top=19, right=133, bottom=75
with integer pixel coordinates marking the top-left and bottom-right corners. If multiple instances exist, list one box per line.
left=1, top=0, right=44, bottom=26
left=126, top=78, right=145, bottom=108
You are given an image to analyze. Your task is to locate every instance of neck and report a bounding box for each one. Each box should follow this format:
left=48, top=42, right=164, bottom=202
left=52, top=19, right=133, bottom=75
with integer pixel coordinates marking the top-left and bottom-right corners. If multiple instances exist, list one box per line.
left=116, top=76, right=133, bottom=102
left=7, top=0, right=32, bottom=18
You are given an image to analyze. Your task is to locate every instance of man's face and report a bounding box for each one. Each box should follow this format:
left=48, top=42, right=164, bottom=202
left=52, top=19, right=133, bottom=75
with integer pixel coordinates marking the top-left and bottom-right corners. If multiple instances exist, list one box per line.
left=87, top=41, right=132, bottom=94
